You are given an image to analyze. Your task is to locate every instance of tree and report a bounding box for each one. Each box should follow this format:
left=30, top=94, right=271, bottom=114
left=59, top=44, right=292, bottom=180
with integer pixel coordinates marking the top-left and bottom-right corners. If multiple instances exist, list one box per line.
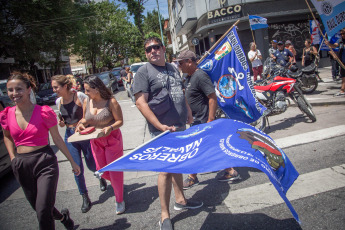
left=71, top=1, right=141, bottom=72
left=120, top=0, right=148, bottom=38
left=0, top=0, right=84, bottom=75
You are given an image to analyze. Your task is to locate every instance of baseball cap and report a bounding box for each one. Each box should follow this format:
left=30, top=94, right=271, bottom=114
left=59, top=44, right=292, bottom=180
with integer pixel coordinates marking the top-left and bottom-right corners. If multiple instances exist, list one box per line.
left=175, top=50, right=197, bottom=61
left=271, top=40, right=277, bottom=43
left=285, top=40, right=292, bottom=45
left=277, top=41, right=283, bottom=45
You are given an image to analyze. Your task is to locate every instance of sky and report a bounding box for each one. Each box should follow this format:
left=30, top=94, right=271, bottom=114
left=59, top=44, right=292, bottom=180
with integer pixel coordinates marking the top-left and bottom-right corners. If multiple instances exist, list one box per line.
left=113, top=0, right=170, bottom=20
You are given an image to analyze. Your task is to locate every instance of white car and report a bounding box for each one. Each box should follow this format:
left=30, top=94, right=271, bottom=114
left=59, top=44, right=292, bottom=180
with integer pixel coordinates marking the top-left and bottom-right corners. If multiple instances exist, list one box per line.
left=130, top=62, right=148, bottom=79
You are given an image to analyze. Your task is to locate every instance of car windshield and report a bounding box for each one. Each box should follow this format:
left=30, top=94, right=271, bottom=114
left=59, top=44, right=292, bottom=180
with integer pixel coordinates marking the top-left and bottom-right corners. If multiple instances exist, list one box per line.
left=111, top=71, right=120, bottom=76
left=39, top=83, right=51, bottom=91
left=0, top=82, right=7, bottom=96
left=130, top=65, right=144, bottom=73
left=97, top=73, right=110, bottom=85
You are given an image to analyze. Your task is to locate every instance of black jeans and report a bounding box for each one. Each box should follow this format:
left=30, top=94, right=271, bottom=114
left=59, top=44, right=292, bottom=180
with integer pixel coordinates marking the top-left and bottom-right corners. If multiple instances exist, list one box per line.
left=11, top=146, right=62, bottom=230
left=330, top=58, right=339, bottom=77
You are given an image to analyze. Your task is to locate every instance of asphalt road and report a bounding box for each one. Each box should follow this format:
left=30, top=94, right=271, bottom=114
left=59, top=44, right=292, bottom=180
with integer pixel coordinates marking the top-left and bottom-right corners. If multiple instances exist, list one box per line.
left=0, top=84, right=345, bottom=229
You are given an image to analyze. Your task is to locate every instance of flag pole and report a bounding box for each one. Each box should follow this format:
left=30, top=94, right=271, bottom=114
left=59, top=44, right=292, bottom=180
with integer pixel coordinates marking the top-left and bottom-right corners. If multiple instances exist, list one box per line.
left=197, top=19, right=240, bottom=65
left=248, top=14, right=256, bottom=43
left=305, top=0, right=345, bottom=70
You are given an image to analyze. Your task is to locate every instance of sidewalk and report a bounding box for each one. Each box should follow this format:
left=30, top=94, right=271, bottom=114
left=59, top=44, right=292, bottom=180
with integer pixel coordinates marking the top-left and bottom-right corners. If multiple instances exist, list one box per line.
left=301, top=66, right=345, bottom=106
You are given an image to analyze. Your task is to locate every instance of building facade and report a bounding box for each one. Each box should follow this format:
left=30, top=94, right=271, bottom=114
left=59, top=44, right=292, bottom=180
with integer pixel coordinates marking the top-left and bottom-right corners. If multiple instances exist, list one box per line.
left=168, top=0, right=322, bottom=64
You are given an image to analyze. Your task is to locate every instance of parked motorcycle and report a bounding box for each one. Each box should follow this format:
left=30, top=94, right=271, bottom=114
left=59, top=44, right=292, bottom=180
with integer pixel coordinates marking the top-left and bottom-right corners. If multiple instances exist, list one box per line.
left=253, top=69, right=317, bottom=131
left=262, top=57, right=318, bottom=94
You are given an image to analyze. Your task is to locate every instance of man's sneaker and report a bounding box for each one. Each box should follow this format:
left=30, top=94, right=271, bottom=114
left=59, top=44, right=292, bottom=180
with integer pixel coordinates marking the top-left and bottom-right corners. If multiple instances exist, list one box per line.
left=217, top=170, right=241, bottom=182
left=183, top=175, right=199, bottom=190
left=159, top=218, right=173, bottom=230
left=174, top=200, right=203, bottom=211
left=116, top=201, right=125, bottom=215
left=60, top=208, right=74, bottom=230
left=334, top=91, right=345, bottom=97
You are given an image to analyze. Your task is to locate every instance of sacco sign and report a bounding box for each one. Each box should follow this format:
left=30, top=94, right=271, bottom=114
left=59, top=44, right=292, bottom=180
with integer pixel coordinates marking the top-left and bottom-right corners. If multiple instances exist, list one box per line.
left=208, top=5, right=242, bottom=24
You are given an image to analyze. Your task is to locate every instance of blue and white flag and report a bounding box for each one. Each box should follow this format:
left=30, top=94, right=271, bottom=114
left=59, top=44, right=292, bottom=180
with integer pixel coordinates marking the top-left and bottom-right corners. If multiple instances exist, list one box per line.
left=198, top=27, right=266, bottom=123
left=98, top=119, right=300, bottom=222
left=310, top=0, right=345, bottom=38
left=249, top=15, right=268, bottom=30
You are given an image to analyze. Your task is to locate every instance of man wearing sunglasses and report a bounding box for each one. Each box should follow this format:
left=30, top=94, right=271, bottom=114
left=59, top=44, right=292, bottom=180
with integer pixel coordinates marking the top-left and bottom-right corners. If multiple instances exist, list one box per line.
left=326, top=28, right=345, bottom=96
left=176, top=50, right=241, bottom=190
left=132, top=37, right=203, bottom=230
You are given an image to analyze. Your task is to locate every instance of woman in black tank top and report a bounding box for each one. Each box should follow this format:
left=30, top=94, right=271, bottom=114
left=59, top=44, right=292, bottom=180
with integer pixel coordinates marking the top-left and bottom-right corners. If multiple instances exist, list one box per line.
left=51, top=75, right=107, bottom=214
left=302, top=39, right=318, bottom=67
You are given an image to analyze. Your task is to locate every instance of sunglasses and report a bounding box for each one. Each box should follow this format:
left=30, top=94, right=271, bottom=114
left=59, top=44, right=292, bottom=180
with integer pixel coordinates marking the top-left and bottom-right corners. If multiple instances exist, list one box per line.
left=341, top=33, right=345, bottom=35
left=178, top=60, right=186, bottom=66
left=145, top=45, right=161, bottom=53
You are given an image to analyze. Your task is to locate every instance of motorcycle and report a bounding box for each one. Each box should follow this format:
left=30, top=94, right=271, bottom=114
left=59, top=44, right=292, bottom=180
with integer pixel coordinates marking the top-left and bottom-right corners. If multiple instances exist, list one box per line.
left=262, top=57, right=318, bottom=94
left=252, top=68, right=317, bottom=131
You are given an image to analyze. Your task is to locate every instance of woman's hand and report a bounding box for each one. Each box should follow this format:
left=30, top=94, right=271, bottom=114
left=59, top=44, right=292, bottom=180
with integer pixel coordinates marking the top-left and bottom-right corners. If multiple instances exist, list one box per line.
left=101, top=126, right=113, bottom=137
left=76, top=123, right=86, bottom=132
left=71, top=162, right=81, bottom=176
left=58, top=120, right=65, bottom=127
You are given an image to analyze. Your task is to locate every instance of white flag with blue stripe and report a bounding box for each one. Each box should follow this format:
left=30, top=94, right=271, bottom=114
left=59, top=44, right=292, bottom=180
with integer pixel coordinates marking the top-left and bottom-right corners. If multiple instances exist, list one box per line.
left=249, top=15, right=268, bottom=30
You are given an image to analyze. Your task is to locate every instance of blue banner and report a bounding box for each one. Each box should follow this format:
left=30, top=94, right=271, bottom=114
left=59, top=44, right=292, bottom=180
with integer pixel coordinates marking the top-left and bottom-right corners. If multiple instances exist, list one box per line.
left=99, top=119, right=300, bottom=223
left=198, top=28, right=266, bottom=123
left=249, top=15, right=268, bottom=30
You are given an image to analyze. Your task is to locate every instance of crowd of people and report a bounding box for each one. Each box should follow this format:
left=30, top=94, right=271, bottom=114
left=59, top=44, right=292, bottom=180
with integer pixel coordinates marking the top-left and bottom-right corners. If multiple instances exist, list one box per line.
left=248, top=29, right=345, bottom=96
left=1, top=30, right=345, bottom=230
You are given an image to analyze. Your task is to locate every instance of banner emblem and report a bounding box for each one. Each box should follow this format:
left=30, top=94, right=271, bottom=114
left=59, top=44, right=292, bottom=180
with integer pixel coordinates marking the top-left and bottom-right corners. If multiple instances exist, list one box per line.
left=217, top=74, right=237, bottom=99
left=215, top=42, right=232, bottom=60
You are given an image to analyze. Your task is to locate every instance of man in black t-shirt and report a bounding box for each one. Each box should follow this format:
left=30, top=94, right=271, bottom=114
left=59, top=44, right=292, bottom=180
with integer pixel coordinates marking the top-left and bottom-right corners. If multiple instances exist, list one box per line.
left=176, top=50, right=241, bottom=190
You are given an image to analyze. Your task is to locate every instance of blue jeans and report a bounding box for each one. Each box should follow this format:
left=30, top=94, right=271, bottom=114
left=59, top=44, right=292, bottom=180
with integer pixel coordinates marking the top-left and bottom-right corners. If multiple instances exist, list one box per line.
left=65, top=127, right=96, bottom=195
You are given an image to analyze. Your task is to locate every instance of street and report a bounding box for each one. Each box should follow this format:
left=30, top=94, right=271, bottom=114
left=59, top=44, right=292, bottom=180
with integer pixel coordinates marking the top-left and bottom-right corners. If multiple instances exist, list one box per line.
left=0, top=75, right=345, bottom=229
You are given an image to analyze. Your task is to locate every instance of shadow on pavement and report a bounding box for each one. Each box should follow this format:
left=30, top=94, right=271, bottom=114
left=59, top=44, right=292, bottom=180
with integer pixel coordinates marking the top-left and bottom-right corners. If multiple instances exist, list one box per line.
left=0, top=171, right=20, bottom=203
left=265, top=114, right=311, bottom=134
left=199, top=213, right=301, bottom=230
left=92, top=182, right=158, bottom=214
left=81, top=217, right=131, bottom=230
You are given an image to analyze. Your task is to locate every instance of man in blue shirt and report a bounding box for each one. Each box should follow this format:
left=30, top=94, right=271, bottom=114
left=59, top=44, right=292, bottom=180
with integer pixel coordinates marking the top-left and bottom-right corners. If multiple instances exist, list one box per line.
left=272, top=41, right=294, bottom=67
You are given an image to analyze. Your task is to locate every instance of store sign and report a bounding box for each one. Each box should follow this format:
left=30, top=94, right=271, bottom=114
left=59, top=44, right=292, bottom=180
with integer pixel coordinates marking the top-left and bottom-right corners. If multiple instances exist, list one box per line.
left=208, top=4, right=242, bottom=24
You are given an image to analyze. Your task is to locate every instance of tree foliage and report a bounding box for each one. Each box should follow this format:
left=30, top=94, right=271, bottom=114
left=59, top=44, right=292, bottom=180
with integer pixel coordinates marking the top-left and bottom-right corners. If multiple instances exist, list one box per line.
left=0, top=0, right=83, bottom=74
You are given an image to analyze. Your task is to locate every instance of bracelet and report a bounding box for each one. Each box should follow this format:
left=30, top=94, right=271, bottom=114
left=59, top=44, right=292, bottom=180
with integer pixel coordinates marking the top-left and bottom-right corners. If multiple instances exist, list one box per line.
left=110, top=125, right=114, bottom=131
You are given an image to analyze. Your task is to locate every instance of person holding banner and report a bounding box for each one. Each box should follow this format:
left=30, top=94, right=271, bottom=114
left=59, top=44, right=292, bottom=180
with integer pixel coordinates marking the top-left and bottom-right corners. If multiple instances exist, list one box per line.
left=76, top=75, right=126, bottom=215
left=133, top=37, right=203, bottom=230
left=326, top=28, right=345, bottom=96
left=175, top=50, right=240, bottom=189
left=51, top=75, right=107, bottom=214
left=248, top=42, right=263, bottom=82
